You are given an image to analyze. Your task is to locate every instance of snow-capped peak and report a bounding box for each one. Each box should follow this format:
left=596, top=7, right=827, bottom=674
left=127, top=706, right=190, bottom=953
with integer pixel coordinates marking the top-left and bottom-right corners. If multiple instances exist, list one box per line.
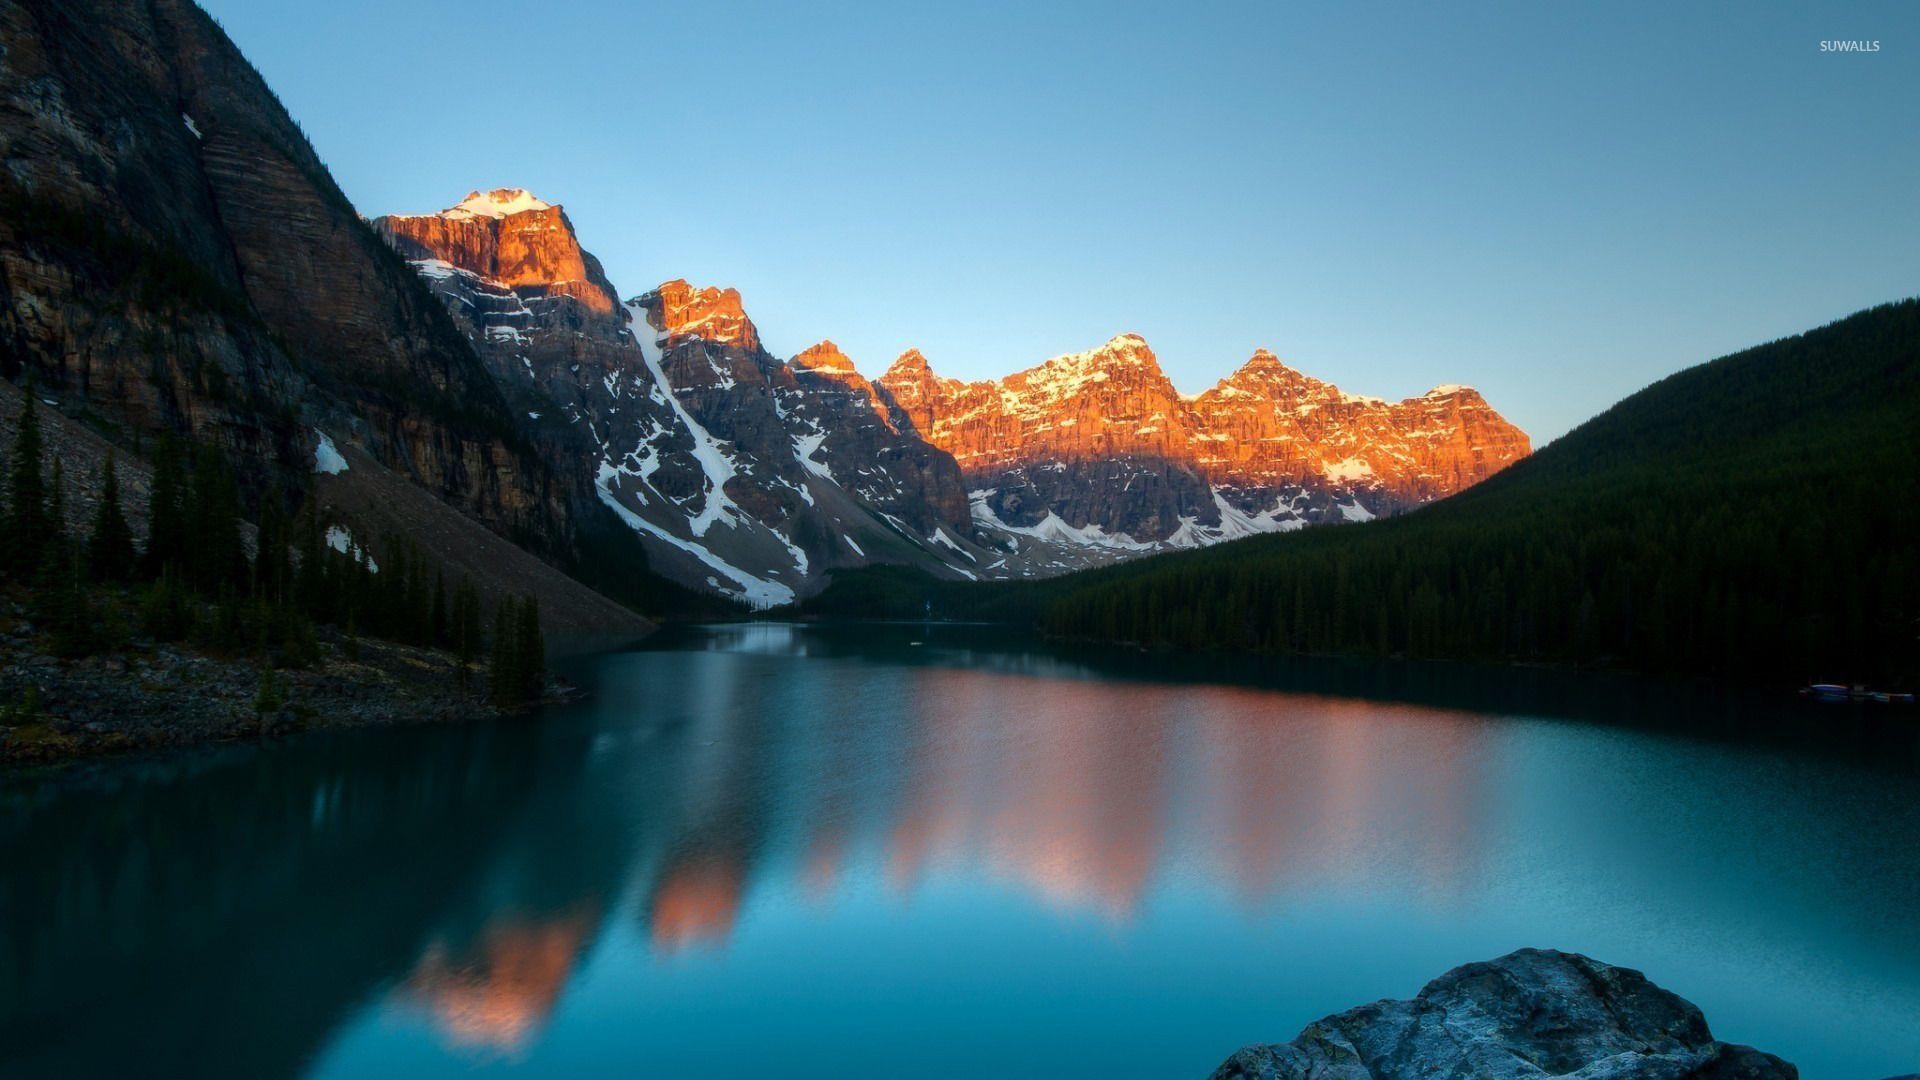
left=1424, top=383, right=1475, bottom=397
left=1034, top=333, right=1161, bottom=379
left=443, top=188, right=553, bottom=220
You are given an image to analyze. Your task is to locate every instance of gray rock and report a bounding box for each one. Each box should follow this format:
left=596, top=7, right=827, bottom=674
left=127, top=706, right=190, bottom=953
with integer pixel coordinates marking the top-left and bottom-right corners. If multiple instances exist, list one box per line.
left=1210, top=949, right=1795, bottom=1080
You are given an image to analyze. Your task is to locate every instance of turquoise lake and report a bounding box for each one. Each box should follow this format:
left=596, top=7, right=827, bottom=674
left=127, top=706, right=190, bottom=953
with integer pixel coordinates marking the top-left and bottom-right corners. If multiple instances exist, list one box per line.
left=3, top=623, right=1917, bottom=1078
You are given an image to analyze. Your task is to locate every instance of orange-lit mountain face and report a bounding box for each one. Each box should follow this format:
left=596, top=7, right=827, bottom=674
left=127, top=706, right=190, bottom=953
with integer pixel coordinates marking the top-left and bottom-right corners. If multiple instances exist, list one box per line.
left=373, top=188, right=1528, bottom=601
left=373, top=192, right=986, bottom=607
left=653, top=279, right=759, bottom=350
left=376, top=190, right=619, bottom=314
left=877, top=336, right=1530, bottom=543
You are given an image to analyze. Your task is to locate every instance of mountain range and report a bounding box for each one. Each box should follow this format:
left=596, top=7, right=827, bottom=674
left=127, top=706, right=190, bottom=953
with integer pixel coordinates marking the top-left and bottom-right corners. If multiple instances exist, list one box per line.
left=373, top=188, right=1528, bottom=606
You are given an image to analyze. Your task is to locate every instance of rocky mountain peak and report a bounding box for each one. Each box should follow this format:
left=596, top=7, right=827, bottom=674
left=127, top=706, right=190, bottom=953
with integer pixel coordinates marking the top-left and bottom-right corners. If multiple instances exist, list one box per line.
left=648, top=279, right=760, bottom=350
left=873, top=350, right=955, bottom=438
left=1214, top=348, right=1323, bottom=399
left=886, top=348, right=933, bottom=377
left=372, top=188, right=617, bottom=313
left=1093, top=332, right=1155, bottom=363
left=1013, top=333, right=1170, bottom=398
left=792, top=340, right=858, bottom=375
left=1236, top=348, right=1288, bottom=374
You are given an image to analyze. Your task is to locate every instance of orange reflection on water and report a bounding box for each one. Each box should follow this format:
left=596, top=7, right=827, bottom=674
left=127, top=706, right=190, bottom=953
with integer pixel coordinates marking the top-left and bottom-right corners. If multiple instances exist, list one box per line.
left=647, top=854, right=746, bottom=952
left=395, top=907, right=598, bottom=1055
left=423, top=650, right=1494, bottom=989
left=877, top=667, right=1172, bottom=922
left=1184, top=689, right=1489, bottom=905
left=872, top=668, right=1488, bottom=922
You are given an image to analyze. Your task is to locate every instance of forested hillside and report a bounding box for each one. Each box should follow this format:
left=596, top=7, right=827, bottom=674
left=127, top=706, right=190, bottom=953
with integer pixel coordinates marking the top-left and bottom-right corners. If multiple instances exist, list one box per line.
left=814, top=300, right=1920, bottom=685
left=1041, top=300, right=1920, bottom=682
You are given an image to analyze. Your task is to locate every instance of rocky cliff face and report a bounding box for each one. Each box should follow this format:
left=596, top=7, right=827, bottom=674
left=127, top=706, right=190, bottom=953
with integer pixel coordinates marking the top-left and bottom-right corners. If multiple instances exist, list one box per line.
left=783, top=340, right=969, bottom=534
left=611, top=288, right=989, bottom=604
left=0, top=0, right=566, bottom=551
left=1211, top=949, right=1795, bottom=1080
left=1189, top=350, right=1531, bottom=514
left=654, top=279, right=759, bottom=351
left=879, top=334, right=1217, bottom=544
left=877, top=335, right=1530, bottom=547
left=371, top=191, right=653, bottom=528
left=376, top=190, right=619, bottom=314
left=376, top=181, right=1529, bottom=601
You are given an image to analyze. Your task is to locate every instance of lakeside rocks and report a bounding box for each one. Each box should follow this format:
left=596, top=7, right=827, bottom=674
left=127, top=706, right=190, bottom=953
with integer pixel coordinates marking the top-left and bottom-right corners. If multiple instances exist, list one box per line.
left=1211, top=949, right=1796, bottom=1080
left=0, top=617, right=512, bottom=766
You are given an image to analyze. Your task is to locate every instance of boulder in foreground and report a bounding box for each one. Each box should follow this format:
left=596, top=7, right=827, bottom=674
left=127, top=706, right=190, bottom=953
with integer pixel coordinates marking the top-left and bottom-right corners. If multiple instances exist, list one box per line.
left=1211, top=948, right=1795, bottom=1079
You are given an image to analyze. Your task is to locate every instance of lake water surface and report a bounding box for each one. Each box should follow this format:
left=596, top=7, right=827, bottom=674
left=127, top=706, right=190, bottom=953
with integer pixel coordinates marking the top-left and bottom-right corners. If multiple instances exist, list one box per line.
left=3, top=623, right=1918, bottom=1078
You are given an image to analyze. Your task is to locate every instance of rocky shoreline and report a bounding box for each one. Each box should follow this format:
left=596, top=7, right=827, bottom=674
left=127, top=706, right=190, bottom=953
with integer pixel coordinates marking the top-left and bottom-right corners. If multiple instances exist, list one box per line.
left=0, top=622, right=552, bottom=767
left=1211, top=949, right=1797, bottom=1080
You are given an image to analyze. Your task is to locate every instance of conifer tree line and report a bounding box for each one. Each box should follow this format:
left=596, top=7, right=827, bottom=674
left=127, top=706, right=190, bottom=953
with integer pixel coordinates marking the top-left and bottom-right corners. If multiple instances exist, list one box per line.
left=1, top=393, right=547, bottom=706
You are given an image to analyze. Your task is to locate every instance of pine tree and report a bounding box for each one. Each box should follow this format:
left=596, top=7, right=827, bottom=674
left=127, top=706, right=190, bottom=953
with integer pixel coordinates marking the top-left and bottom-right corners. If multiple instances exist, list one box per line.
left=143, top=433, right=190, bottom=580
left=293, top=503, right=329, bottom=621
left=44, top=457, right=66, bottom=561
left=86, top=450, right=137, bottom=583
left=188, top=441, right=244, bottom=593
left=253, top=665, right=286, bottom=715
left=515, top=594, right=545, bottom=702
left=431, top=570, right=448, bottom=647
left=142, top=569, right=195, bottom=642
left=35, top=546, right=95, bottom=658
left=278, top=605, right=319, bottom=668
left=254, top=484, right=290, bottom=603
left=452, top=575, right=481, bottom=687
left=488, top=600, right=516, bottom=706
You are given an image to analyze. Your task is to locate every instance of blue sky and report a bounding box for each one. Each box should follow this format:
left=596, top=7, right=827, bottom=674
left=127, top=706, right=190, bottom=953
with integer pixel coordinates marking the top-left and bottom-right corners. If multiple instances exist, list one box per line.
left=201, top=1, right=1916, bottom=442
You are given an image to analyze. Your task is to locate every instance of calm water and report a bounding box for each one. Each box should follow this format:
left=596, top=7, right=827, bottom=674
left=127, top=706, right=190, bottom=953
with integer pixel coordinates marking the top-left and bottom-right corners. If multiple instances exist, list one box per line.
left=3, top=624, right=1919, bottom=1078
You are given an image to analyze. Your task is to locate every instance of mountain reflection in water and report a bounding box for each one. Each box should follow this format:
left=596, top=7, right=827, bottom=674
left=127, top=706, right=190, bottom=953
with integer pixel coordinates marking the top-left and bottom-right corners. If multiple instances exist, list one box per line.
left=3, top=622, right=1917, bottom=1079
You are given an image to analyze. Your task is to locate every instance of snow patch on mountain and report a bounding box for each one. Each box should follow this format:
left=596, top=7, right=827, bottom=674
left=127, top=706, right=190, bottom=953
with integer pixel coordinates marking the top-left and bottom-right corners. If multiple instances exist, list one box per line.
left=1208, top=488, right=1308, bottom=540
left=1322, top=456, right=1374, bottom=482
left=594, top=461, right=794, bottom=609
left=312, top=431, right=348, bottom=475
left=628, top=302, right=745, bottom=538
left=792, top=429, right=834, bottom=481
left=445, top=188, right=552, bottom=220
left=324, top=525, right=377, bottom=572
left=969, top=491, right=1154, bottom=551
